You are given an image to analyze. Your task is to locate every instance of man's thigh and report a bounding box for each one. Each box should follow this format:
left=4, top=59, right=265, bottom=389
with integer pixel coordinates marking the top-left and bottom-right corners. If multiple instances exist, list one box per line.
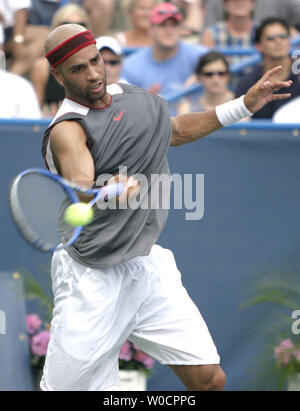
left=130, top=245, right=220, bottom=368
left=41, top=249, right=154, bottom=391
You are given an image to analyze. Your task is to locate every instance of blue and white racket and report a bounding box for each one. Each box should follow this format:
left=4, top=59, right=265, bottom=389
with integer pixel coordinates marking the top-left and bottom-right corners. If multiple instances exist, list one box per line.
left=9, top=168, right=124, bottom=252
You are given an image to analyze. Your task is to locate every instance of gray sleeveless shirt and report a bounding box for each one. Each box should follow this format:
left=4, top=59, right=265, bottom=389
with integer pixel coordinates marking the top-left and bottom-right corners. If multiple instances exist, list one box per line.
left=42, top=83, right=172, bottom=268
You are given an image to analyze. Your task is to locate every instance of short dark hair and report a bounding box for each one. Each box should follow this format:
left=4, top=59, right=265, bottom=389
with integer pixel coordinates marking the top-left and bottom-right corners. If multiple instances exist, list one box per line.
left=255, top=17, right=290, bottom=44
left=195, top=51, right=230, bottom=76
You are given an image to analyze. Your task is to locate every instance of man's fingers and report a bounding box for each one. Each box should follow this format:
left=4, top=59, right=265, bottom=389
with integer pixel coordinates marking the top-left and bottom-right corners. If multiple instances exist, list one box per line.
left=271, top=93, right=291, bottom=101
left=261, top=65, right=282, bottom=82
left=259, top=79, right=291, bottom=99
left=127, top=176, right=140, bottom=194
left=260, top=80, right=292, bottom=93
left=127, top=177, right=140, bottom=200
left=106, top=174, right=140, bottom=204
left=263, top=80, right=292, bottom=88
left=268, top=80, right=292, bottom=89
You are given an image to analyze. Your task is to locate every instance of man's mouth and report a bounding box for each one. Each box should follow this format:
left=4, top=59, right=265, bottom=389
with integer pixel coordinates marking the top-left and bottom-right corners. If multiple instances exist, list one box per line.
left=90, top=82, right=103, bottom=93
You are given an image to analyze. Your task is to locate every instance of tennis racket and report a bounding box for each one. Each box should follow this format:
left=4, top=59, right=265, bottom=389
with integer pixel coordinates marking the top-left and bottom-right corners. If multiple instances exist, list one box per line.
left=9, top=168, right=124, bottom=252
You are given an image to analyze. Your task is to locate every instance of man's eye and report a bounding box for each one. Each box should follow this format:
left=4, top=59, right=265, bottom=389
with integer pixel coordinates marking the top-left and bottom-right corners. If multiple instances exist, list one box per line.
left=92, top=56, right=100, bottom=64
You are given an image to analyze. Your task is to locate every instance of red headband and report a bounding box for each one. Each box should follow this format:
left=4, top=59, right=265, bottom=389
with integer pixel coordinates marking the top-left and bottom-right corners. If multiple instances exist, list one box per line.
left=45, top=30, right=96, bottom=68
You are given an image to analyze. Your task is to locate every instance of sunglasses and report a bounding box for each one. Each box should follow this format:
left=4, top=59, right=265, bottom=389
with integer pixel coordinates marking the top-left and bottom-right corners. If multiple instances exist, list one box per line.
left=158, top=8, right=180, bottom=16
left=103, top=59, right=121, bottom=66
left=265, top=33, right=289, bottom=41
left=157, top=9, right=181, bottom=20
left=201, top=71, right=229, bottom=77
left=60, top=21, right=88, bottom=27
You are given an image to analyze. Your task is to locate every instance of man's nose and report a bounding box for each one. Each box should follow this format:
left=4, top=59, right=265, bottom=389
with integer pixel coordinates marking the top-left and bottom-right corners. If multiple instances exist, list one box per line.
left=86, top=65, right=99, bottom=81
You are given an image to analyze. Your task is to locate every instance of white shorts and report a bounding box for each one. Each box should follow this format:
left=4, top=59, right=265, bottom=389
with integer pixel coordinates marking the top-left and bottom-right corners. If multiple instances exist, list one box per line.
left=40, top=245, right=220, bottom=391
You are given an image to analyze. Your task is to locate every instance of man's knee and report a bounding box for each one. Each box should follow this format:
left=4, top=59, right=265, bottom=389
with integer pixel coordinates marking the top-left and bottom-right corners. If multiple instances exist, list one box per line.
left=170, top=364, right=226, bottom=391
left=185, top=365, right=226, bottom=391
left=197, top=366, right=226, bottom=391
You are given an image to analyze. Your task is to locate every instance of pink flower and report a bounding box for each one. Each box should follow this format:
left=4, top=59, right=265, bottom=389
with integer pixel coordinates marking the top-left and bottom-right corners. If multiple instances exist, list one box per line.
left=119, top=341, right=133, bottom=361
left=282, top=352, right=291, bottom=365
left=31, top=330, right=50, bottom=356
left=293, top=350, right=300, bottom=361
left=274, top=346, right=284, bottom=360
left=280, top=339, right=294, bottom=349
left=26, top=314, right=42, bottom=335
left=133, top=349, right=155, bottom=369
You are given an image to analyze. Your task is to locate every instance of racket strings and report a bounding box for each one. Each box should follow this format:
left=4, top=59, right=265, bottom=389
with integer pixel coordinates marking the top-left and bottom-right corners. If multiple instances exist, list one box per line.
left=11, top=173, right=76, bottom=251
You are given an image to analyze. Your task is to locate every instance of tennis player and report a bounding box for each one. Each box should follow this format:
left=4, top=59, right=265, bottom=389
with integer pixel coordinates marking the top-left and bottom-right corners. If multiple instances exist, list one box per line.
left=40, top=23, right=291, bottom=391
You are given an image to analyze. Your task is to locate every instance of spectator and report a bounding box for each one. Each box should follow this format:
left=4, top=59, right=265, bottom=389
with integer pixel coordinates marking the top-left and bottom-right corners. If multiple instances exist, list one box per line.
left=201, top=0, right=257, bottom=65
left=96, top=35, right=126, bottom=84
left=83, top=0, right=117, bottom=37
left=177, top=51, right=234, bottom=114
left=114, top=0, right=158, bottom=48
left=114, top=0, right=205, bottom=48
left=121, top=2, right=208, bottom=97
left=29, top=0, right=83, bottom=27
left=0, top=22, right=4, bottom=49
left=0, top=49, right=5, bottom=70
left=203, top=0, right=300, bottom=31
left=0, top=63, right=41, bottom=118
left=235, top=17, right=300, bottom=120
left=0, top=0, right=49, bottom=76
left=30, top=4, right=90, bottom=117
left=164, top=0, right=205, bottom=41
left=273, top=96, right=300, bottom=123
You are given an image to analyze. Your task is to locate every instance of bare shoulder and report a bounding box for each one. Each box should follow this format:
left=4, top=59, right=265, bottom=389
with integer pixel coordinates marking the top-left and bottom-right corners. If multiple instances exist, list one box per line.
left=50, top=120, right=87, bottom=154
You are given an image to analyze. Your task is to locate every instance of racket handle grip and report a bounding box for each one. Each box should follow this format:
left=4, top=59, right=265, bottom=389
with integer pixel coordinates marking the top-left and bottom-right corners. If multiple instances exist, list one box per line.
left=99, top=182, right=125, bottom=202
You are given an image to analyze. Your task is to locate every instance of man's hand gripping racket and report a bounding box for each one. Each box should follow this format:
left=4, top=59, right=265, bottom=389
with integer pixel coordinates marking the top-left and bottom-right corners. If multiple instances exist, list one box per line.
left=9, top=168, right=139, bottom=252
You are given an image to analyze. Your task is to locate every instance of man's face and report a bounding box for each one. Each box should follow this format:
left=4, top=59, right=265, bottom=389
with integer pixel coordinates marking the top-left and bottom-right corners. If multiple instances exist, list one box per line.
left=54, top=44, right=107, bottom=106
left=151, top=18, right=181, bottom=49
left=224, top=0, right=255, bottom=18
left=256, top=24, right=290, bottom=60
left=130, top=0, right=157, bottom=31
left=100, top=48, right=122, bottom=85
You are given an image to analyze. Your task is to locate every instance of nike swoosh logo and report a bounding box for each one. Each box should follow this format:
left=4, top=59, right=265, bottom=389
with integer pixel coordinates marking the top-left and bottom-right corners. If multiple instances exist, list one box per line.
left=84, top=33, right=94, bottom=41
left=113, top=109, right=124, bottom=122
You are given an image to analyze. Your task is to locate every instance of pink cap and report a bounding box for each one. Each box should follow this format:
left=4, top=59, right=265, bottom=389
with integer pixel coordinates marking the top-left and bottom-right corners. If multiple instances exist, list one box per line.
left=150, top=2, right=183, bottom=25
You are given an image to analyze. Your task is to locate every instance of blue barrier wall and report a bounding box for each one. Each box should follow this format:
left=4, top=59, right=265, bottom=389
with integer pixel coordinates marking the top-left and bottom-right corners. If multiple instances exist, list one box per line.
left=0, top=272, right=33, bottom=390
left=1, top=120, right=300, bottom=390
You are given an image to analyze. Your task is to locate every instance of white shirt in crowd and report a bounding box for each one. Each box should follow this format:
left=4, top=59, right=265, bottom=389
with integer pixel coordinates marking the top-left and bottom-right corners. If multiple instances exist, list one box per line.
left=0, top=0, right=31, bottom=28
left=0, top=70, right=41, bottom=119
left=273, top=97, right=300, bottom=124
left=0, top=23, right=3, bottom=45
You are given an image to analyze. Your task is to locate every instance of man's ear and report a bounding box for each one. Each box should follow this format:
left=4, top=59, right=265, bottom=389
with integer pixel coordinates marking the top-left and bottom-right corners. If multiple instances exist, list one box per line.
left=51, top=67, right=64, bottom=86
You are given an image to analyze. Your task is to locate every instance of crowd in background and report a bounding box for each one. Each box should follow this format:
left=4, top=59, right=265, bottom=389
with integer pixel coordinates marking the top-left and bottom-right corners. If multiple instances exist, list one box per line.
left=1, top=0, right=300, bottom=122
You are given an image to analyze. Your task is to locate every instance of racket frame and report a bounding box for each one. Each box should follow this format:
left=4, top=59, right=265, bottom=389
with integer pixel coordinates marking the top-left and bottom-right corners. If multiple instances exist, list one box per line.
left=9, top=168, right=123, bottom=252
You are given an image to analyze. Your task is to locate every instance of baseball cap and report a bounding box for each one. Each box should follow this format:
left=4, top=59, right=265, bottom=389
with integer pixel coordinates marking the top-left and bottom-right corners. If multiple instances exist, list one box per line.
left=150, top=2, right=183, bottom=25
left=96, top=36, right=123, bottom=57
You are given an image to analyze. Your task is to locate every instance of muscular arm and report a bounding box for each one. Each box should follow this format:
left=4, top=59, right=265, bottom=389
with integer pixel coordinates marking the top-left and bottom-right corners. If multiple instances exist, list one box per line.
left=49, top=120, right=140, bottom=203
left=49, top=120, right=95, bottom=189
left=170, top=110, right=222, bottom=147
left=13, top=9, right=27, bottom=39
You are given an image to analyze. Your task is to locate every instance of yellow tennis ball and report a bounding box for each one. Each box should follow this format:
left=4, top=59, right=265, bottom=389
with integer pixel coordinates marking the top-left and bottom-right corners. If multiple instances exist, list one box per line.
left=64, top=203, right=94, bottom=227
